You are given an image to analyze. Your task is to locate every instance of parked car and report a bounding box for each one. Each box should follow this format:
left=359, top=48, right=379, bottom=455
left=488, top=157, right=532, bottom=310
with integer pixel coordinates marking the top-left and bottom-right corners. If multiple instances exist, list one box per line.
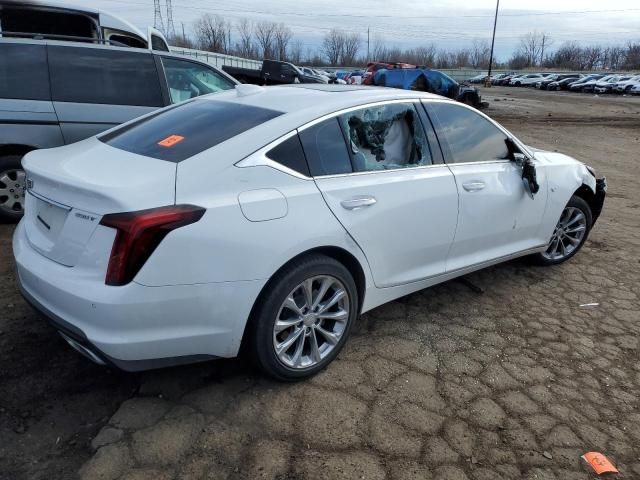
left=468, top=72, right=489, bottom=84
left=569, top=74, right=606, bottom=92
left=302, top=67, right=330, bottom=83
left=223, top=60, right=326, bottom=85
left=510, top=74, right=547, bottom=87
left=490, top=73, right=514, bottom=85
left=631, top=84, right=640, bottom=95
left=536, top=74, right=580, bottom=90
left=0, top=38, right=237, bottom=221
left=362, top=61, right=417, bottom=85
left=612, top=75, right=640, bottom=94
left=594, top=75, right=632, bottom=94
left=0, top=0, right=169, bottom=50
left=372, top=68, right=482, bottom=107
left=546, top=75, right=583, bottom=91
left=14, top=84, right=605, bottom=379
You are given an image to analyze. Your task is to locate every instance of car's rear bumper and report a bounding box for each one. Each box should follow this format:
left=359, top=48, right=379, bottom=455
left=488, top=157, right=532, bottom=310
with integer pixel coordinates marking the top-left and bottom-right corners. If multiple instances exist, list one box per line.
left=13, top=221, right=264, bottom=371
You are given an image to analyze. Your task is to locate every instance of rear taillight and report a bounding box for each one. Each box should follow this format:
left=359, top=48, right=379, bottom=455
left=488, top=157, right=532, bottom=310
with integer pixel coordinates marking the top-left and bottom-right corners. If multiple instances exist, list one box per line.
left=100, top=205, right=205, bottom=286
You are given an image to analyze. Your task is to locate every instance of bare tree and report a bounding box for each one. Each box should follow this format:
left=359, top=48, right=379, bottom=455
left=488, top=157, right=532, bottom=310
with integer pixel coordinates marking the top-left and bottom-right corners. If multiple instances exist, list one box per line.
left=236, top=18, right=255, bottom=58
left=274, top=23, right=293, bottom=61
left=581, top=45, right=603, bottom=70
left=412, top=44, right=437, bottom=66
left=194, top=14, right=230, bottom=53
left=539, top=33, right=552, bottom=66
left=322, top=29, right=344, bottom=65
left=624, top=42, right=640, bottom=70
left=470, top=39, right=491, bottom=69
left=518, top=31, right=544, bottom=67
left=342, top=32, right=360, bottom=66
left=289, top=39, right=304, bottom=65
left=255, top=21, right=277, bottom=59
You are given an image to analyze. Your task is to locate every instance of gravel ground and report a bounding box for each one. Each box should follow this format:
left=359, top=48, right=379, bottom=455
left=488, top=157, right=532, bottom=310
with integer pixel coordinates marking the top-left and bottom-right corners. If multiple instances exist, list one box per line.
left=1, top=86, right=639, bottom=480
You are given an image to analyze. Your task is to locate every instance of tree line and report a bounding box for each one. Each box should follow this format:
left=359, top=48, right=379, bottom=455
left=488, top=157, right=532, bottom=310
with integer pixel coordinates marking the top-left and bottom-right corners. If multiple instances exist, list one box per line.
left=170, top=14, right=640, bottom=71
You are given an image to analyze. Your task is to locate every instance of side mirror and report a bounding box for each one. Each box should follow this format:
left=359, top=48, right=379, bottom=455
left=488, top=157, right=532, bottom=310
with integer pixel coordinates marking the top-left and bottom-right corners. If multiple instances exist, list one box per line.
left=521, top=157, right=540, bottom=199
left=513, top=152, right=527, bottom=167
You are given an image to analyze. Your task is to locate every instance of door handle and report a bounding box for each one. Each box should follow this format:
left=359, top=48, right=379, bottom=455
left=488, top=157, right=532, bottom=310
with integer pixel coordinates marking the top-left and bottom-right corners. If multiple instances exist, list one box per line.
left=462, top=181, right=486, bottom=192
left=340, top=196, right=377, bottom=210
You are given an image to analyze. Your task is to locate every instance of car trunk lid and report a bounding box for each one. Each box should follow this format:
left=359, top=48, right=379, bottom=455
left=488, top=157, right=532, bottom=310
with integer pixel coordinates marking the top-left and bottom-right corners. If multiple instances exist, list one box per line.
left=22, top=137, right=176, bottom=267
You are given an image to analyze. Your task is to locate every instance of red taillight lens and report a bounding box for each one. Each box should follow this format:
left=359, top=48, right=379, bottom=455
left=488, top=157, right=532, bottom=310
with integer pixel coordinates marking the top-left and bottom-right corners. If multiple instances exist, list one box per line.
left=99, top=204, right=205, bottom=286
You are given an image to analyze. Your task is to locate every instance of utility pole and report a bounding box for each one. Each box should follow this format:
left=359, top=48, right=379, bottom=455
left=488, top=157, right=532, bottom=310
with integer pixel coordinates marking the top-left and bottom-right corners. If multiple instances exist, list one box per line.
left=486, top=0, right=499, bottom=87
left=153, top=0, right=164, bottom=33
left=367, top=27, right=370, bottom=62
left=181, top=22, right=186, bottom=41
left=166, top=0, right=176, bottom=38
left=540, top=34, right=546, bottom=67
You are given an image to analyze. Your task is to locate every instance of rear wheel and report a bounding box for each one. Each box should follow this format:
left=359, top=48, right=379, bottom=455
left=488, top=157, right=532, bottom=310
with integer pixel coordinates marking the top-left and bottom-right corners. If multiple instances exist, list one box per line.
left=250, top=254, right=358, bottom=381
left=532, top=195, right=592, bottom=266
left=0, top=155, right=26, bottom=222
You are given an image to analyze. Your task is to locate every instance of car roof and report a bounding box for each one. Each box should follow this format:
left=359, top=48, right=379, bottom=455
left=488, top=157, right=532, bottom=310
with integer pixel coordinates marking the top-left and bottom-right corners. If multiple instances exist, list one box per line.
left=200, top=84, right=442, bottom=116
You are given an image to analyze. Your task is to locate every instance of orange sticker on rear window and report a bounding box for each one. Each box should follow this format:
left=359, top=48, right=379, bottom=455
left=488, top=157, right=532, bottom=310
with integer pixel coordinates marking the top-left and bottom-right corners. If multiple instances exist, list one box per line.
left=157, top=134, right=184, bottom=147
left=581, top=452, right=619, bottom=475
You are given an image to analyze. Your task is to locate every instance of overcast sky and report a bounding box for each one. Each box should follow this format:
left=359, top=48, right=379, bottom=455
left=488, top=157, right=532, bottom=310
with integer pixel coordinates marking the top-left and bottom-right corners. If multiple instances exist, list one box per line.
left=52, top=0, right=640, bottom=59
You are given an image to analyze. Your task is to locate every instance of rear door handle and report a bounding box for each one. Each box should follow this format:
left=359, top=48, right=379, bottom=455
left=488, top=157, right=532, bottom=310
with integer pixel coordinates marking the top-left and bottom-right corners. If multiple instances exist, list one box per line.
left=462, top=181, right=486, bottom=192
left=340, top=196, right=377, bottom=210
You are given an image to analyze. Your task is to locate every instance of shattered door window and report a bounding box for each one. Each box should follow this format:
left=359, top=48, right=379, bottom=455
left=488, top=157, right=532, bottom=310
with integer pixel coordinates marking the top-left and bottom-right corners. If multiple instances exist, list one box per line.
left=339, top=103, right=432, bottom=172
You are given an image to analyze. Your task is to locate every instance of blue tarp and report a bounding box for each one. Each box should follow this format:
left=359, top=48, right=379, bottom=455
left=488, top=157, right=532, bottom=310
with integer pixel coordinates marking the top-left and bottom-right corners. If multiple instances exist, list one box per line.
left=373, top=68, right=458, bottom=97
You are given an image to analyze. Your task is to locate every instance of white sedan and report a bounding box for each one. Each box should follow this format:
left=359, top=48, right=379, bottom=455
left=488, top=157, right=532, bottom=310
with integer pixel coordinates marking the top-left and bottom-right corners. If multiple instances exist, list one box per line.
left=14, top=85, right=606, bottom=380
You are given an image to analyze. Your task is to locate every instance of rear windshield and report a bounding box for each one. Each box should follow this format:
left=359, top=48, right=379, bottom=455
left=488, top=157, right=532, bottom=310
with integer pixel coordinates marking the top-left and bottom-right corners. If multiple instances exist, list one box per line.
left=100, top=99, right=283, bottom=162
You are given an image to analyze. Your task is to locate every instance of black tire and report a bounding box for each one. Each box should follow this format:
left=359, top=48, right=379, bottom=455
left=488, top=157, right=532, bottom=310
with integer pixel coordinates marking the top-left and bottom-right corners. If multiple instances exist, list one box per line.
left=531, top=195, right=592, bottom=266
left=0, top=155, right=26, bottom=223
left=249, top=254, right=359, bottom=381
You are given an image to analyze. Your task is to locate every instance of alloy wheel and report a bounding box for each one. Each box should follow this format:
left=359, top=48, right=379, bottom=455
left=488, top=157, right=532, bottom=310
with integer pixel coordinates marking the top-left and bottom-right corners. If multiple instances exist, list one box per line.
left=542, top=206, right=587, bottom=261
left=273, top=275, right=350, bottom=369
left=0, top=169, right=26, bottom=215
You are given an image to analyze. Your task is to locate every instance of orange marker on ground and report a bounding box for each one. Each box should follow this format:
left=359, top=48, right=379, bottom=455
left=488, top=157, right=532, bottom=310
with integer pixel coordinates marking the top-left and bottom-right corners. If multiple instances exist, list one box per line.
left=581, top=452, right=619, bottom=475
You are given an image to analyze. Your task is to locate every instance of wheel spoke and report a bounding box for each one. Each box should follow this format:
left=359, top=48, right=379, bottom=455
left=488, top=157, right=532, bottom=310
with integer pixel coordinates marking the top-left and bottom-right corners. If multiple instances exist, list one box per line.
left=274, top=317, right=302, bottom=333
left=310, top=329, right=321, bottom=362
left=317, top=289, right=345, bottom=314
left=318, top=308, right=349, bottom=323
left=565, top=235, right=581, bottom=246
left=565, top=212, right=585, bottom=228
left=301, top=279, right=314, bottom=309
left=0, top=173, right=11, bottom=187
left=282, top=296, right=303, bottom=316
left=315, top=325, right=339, bottom=345
left=311, top=277, right=332, bottom=310
left=290, top=333, right=306, bottom=367
left=565, top=225, right=586, bottom=235
left=276, top=327, right=304, bottom=355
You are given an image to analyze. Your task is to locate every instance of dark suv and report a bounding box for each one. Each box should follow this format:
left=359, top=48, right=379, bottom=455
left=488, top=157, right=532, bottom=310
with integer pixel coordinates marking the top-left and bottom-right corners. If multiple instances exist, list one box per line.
left=0, top=39, right=237, bottom=221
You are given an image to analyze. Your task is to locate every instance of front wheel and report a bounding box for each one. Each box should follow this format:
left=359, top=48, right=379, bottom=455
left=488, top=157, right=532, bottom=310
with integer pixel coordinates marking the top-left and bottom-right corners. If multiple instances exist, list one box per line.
left=0, top=155, right=26, bottom=223
left=532, top=195, right=592, bottom=266
left=250, top=254, right=358, bottom=381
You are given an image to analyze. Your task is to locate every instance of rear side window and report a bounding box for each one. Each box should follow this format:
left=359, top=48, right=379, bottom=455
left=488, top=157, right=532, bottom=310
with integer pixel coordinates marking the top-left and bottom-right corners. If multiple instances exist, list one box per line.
left=299, top=119, right=352, bottom=176
left=101, top=100, right=283, bottom=162
left=48, top=46, right=163, bottom=106
left=429, top=103, right=509, bottom=164
left=266, top=135, right=310, bottom=176
left=0, top=44, right=50, bottom=100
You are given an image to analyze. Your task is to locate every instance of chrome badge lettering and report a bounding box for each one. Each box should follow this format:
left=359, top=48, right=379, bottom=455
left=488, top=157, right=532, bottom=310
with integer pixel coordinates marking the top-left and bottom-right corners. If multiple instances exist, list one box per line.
left=75, top=212, right=97, bottom=222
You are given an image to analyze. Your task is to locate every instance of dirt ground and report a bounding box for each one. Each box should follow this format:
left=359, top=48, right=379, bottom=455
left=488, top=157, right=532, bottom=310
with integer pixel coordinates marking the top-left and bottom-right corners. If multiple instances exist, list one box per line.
left=1, top=86, right=639, bottom=480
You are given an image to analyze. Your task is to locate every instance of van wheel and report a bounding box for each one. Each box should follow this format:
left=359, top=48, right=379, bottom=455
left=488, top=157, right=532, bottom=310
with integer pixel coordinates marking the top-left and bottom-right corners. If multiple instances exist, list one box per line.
left=0, top=155, right=26, bottom=222
left=250, top=254, right=358, bottom=381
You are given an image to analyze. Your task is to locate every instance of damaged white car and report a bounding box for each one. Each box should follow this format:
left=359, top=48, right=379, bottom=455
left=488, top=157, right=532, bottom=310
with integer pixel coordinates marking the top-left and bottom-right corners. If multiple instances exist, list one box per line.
left=14, top=84, right=606, bottom=380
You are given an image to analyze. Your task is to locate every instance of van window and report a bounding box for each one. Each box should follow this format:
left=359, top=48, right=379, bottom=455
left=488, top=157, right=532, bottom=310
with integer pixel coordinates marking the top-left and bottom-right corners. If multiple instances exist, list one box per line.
left=48, top=46, right=163, bottom=106
left=0, top=44, right=50, bottom=101
left=161, top=57, right=235, bottom=104
left=101, top=99, right=283, bottom=162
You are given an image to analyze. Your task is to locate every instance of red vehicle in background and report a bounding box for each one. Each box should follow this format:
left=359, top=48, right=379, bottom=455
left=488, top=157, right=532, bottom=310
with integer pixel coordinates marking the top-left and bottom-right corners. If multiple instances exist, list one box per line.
left=362, top=61, right=417, bottom=85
